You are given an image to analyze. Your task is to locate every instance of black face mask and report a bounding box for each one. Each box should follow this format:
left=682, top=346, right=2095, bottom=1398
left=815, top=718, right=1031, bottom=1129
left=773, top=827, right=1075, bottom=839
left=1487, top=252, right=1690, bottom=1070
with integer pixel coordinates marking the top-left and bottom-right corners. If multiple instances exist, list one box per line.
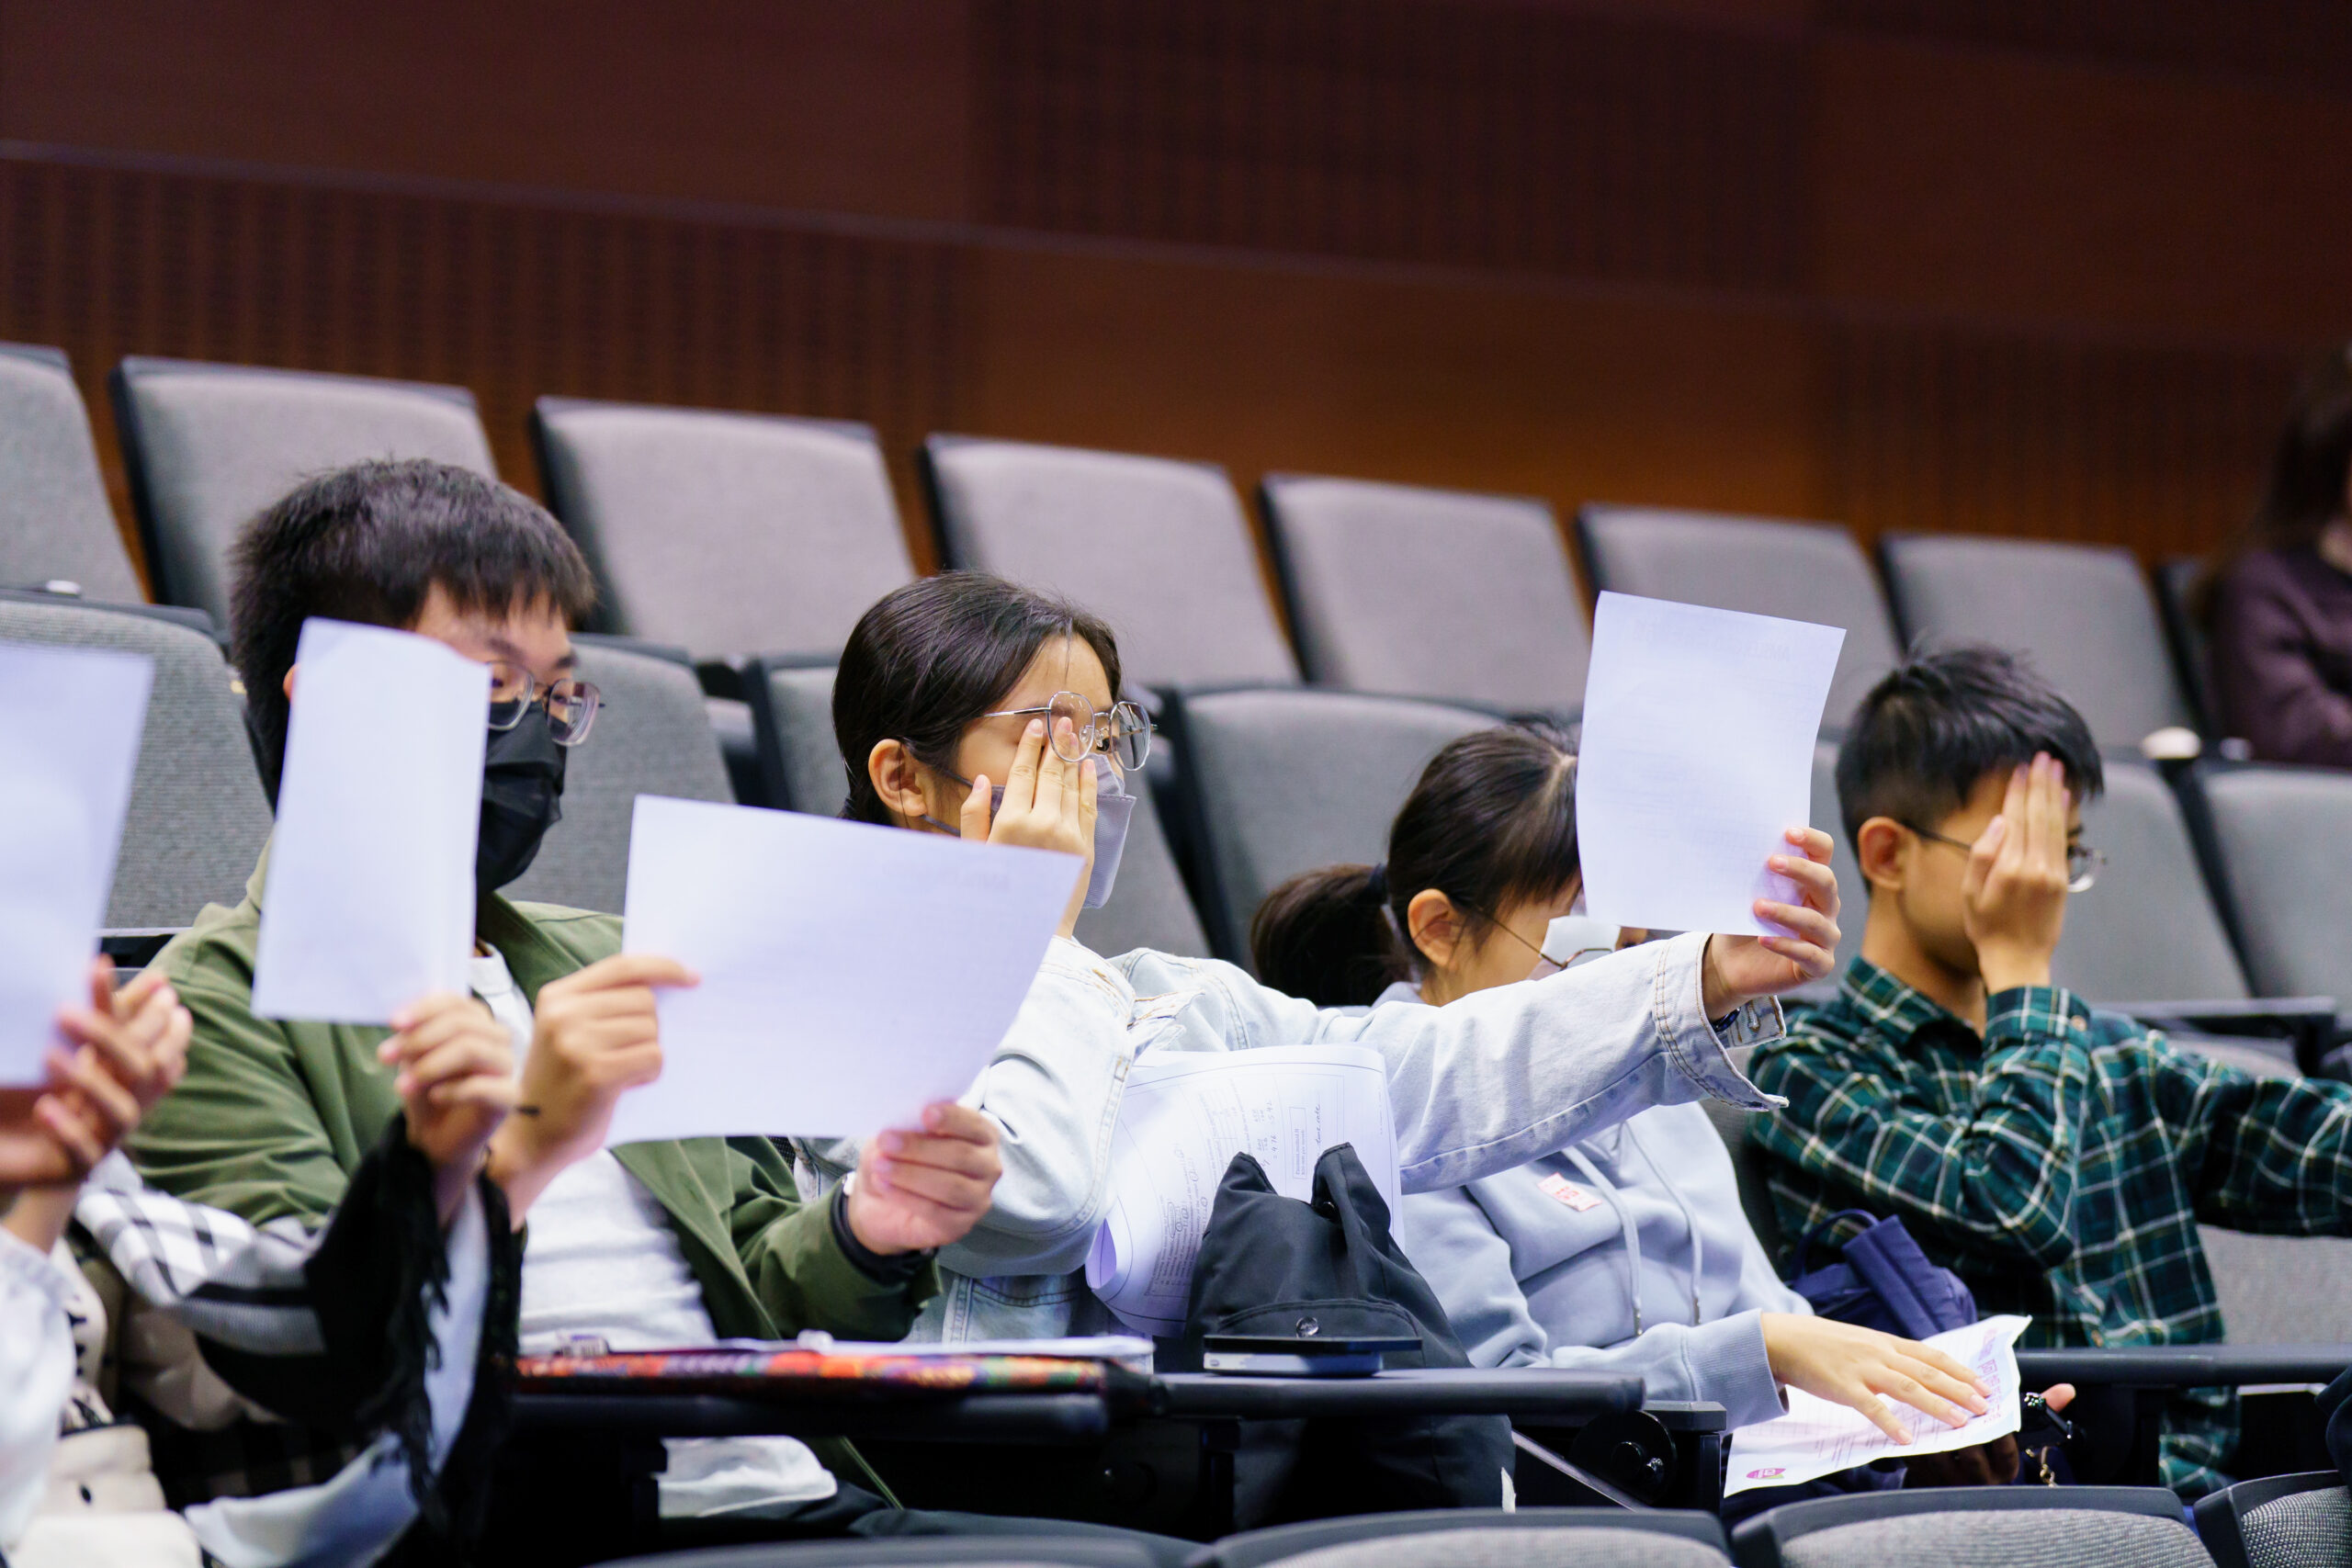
left=476, top=717, right=568, bottom=896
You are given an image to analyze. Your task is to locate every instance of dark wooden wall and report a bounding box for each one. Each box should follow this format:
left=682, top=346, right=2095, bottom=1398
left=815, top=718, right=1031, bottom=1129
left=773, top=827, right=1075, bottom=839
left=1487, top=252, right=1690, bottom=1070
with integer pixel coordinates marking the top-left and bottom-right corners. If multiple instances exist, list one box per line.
left=4, top=0, right=2346, bottom=590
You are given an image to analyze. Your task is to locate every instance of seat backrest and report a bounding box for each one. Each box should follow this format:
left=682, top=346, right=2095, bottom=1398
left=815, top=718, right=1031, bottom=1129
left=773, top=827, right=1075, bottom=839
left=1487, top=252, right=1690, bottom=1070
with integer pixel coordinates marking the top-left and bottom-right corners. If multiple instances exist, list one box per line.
left=1575, top=507, right=1900, bottom=733
left=2193, top=1470, right=2352, bottom=1568
left=2052, top=758, right=2248, bottom=1004
left=0, top=597, right=272, bottom=929
left=1877, top=534, right=2196, bottom=749
left=532, top=399, right=915, bottom=661
left=1206, top=1507, right=1728, bottom=1568
left=603, top=1535, right=1167, bottom=1568
left=2197, top=1227, right=2352, bottom=1346
left=743, top=660, right=1212, bottom=957
left=1169, top=688, right=1498, bottom=964
left=1259, top=474, right=1589, bottom=713
left=1733, top=1486, right=2213, bottom=1568
left=2154, top=556, right=2220, bottom=738
left=0, top=344, right=143, bottom=604
left=504, top=637, right=732, bottom=915
left=2180, top=762, right=2352, bottom=999
left=1809, top=741, right=1865, bottom=979
left=111, top=357, right=497, bottom=626
left=922, top=435, right=1299, bottom=689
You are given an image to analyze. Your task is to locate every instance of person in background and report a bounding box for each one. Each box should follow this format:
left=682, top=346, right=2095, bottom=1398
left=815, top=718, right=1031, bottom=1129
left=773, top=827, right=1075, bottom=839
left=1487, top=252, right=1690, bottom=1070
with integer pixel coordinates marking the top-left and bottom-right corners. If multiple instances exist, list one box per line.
left=1251, top=723, right=2055, bottom=1494
left=819, top=573, right=1847, bottom=1349
left=2202, top=341, right=2352, bottom=765
left=1747, top=647, right=2352, bottom=1499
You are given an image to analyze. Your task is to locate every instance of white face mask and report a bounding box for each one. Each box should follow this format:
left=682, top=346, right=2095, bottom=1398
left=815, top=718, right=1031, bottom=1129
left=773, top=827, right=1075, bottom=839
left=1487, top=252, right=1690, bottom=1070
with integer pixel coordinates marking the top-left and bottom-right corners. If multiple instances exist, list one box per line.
left=1527, top=913, right=1623, bottom=981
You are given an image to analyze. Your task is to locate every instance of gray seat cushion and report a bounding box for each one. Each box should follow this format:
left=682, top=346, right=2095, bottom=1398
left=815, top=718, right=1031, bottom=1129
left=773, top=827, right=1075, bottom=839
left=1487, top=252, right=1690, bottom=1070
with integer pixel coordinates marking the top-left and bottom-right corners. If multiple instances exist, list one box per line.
left=1272, top=1527, right=1725, bottom=1568
left=0, top=599, right=272, bottom=929
left=0, top=345, right=142, bottom=603
left=2238, top=1483, right=2352, bottom=1568
left=924, top=436, right=1298, bottom=689
left=1577, top=506, right=1900, bottom=732
left=2052, top=758, right=2247, bottom=1004
left=116, top=358, right=496, bottom=624
left=1177, top=688, right=1498, bottom=963
left=505, top=641, right=732, bottom=915
left=535, top=400, right=914, bottom=660
left=1879, top=535, right=2194, bottom=749
left=2188, top=764, right=2352, bottom=999
left=1781, top=1508, right=2211, bottom=1568
left=1261, top=475, right=1588, bottom=712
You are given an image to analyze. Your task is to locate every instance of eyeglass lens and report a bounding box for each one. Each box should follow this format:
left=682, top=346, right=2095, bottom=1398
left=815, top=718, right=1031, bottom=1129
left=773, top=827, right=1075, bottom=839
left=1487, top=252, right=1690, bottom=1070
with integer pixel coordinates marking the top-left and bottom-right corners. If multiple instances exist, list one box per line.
left=1041, top=692, right=1151, bottom=771
left=488, top=662, right=602, bottom=745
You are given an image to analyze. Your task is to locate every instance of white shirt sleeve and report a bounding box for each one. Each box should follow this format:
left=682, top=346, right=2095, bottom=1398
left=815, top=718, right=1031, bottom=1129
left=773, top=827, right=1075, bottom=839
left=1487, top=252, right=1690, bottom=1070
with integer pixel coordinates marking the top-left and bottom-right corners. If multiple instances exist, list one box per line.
left=0, top=1224, right=77, bottom=1550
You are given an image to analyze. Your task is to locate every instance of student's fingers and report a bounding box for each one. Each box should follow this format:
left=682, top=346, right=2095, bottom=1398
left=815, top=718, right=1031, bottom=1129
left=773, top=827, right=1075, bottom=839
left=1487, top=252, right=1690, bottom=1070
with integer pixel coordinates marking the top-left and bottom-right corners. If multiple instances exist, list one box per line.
left=401, top=1034, right=512, bottom=1096
left=1905, top=1341, right=1992, bottom=1398
left=389, top=991, right=479, bottom=1034
left=111, top=967, right=170, bottom=1020
left=33, top=1093, right=106, bottom=1177
left=1785, top=826, right=1836, bottom=867
left=1962, top=813, right=2007, bottom=908
left=85, top=954, right=119, bottom=1014
left=1031, top=719, right=1073, bottom=823
left=2033, top=756, right=2070, bottom=875
left=1845, top=1389, right=1912, bottom=1445
left=918, top=1101, right=999, bottom=1145
left=1769, top=850, right=1839, bottom=911
left=1866, top=1366, right=1972, bottom=1428
left=959, top=773, right=993, bottom=841
left=54, top=1005, right=152, bottom=1092
left=48, top=1042, right=143, bottom=1136
left=567, top=954, right=701, bottom=994
left=380, top=1000, right=498, bottom=1062
left=1994, top=762, right=2032, bottom=873
left=876, top=1128, right=1001, bottom=1180
left=864, top=1155, right=991, bottom=1211
left=2041, top=1382, right=2076, bottom=1414
left=1754, top=933, right=1832, bottom=981
left=1001, top=718, right=1046, bottom=814
left=1893, top=1352, right=1991, bottom=1416
left=427, top=1075, right=520, bottom=1114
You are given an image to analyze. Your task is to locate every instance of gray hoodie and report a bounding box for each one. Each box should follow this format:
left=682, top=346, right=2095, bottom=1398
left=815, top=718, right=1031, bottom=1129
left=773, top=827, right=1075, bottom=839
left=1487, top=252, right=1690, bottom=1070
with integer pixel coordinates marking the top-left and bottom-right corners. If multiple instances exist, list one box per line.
left=1386, top=987, right=1809, bottom=1428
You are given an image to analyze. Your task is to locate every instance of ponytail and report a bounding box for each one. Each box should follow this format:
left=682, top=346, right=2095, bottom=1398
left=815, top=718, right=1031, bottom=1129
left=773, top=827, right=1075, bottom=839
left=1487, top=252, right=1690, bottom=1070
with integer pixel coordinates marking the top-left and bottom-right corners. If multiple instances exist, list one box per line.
left=1251, top=864, right=1405, bottom=1007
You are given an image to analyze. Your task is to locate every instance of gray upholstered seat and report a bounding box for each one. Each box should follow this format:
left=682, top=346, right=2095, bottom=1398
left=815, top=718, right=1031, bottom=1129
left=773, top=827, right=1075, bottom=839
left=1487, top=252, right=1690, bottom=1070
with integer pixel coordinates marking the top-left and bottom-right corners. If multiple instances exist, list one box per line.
left=1730, top=1487, right=2213, bottom=1568
left=532, top=399, right=915, bottom=662
left=2053, top=757, right=2249, bottom=1005
left=503, top=637, right=733, bottom=915
left=922, top=436, right=1298, bottom=689
left=2181, top=762, right=2352, bottom=1001
left=2194, top=1470, right=2352, bottom=1568
left=1877, top=534, right=2196, bottom=749
left=602, top=1536, right=1165, bottom=1568
left=0, top=344, right=143, bottom=604
left=1809, top=740, right=1865, bottom=981
left=1575, top=506, right=1900, bottom=733
left=111, top=358, right=497, bottom=626
left=1203, top=1507, right=1727, bottom=1568
left=1168, top=687, right=1497, bottom=964
left=2154, top=556, right=2219, bottom=738
left=0, top=596, right=272, bottom=930
left=744, top=660, right=1211, bottom=957
left=1258, top=474, right=1588, bottom=712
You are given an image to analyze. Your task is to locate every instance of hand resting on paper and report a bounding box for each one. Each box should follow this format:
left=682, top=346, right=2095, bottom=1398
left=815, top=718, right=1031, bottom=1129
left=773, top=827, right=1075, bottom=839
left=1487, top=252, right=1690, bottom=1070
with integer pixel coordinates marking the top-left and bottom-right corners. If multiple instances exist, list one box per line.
left=380, top=992, right=522, bottom=1225
left=1760, top=1314, right=1990, bottom=1443
left=1700, top=827, right=1842, bottom=1018
left=0, top=959, right=189, bottom=1191
left=847, top=1100, right=1003, bottom=1256
left=483, top=953, right=699, bottom=1225
left=961, top=716, right=1098, bottom=939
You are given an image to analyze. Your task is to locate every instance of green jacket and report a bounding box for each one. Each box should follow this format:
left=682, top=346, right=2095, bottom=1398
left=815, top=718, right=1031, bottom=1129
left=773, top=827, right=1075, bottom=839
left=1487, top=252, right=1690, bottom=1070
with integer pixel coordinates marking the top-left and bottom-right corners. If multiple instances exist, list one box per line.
left=130, top=854, right=937, bottom=1495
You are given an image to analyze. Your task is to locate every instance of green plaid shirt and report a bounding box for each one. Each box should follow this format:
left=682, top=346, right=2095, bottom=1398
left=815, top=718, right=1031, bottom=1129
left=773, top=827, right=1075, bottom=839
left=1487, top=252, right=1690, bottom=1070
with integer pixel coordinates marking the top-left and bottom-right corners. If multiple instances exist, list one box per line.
left=1748, top=957, right=2352, bottom=1498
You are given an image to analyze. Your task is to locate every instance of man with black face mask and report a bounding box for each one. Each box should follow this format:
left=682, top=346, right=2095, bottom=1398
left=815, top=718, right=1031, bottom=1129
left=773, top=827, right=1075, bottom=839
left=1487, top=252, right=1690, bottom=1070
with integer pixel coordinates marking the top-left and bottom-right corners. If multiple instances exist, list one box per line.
left=119, top=462, right=1178, bottom=1564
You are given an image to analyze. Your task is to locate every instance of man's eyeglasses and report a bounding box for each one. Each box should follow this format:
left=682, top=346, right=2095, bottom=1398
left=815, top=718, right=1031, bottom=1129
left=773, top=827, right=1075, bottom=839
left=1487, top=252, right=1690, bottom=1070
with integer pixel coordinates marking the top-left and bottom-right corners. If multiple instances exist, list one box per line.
left=1902, top=822, right=2104, bottom=894
left=488, top=661, right=602, bottom=747
left=979, top=691, right=1152, bottom=772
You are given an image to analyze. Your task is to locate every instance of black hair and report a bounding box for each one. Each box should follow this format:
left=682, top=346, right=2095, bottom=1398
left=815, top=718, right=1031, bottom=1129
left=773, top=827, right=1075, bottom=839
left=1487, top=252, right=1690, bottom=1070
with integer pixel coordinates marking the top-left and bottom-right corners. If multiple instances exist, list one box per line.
left=1250, top=723, right=1580, bottom=1008
left=2195, top=342, right=2352, bottom=624
left=832, top=572, right=1125, bottom=825
left=1835, top=646, right=2104, bottom=865
left=229, top=458, right=598, bottom=798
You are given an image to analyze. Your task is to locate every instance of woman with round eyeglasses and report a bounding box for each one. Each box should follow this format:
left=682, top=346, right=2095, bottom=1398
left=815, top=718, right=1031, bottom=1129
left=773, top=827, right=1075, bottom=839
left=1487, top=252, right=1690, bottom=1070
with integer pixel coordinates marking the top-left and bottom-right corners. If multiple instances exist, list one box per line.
left=816, top=572, right=1843, bottom=1367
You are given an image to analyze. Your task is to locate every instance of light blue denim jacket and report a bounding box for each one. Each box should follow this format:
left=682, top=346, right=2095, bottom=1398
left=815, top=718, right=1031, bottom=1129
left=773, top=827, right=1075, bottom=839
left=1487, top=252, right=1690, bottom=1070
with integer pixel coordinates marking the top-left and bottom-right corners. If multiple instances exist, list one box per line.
left=799, top=931, right=1783, bottom=1341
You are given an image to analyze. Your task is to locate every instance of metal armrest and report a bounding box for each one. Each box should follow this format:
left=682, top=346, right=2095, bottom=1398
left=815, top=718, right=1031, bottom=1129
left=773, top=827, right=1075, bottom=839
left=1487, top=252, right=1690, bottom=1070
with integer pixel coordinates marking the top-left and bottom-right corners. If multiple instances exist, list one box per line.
left=2018, top=1344, right=2352, bottom=1388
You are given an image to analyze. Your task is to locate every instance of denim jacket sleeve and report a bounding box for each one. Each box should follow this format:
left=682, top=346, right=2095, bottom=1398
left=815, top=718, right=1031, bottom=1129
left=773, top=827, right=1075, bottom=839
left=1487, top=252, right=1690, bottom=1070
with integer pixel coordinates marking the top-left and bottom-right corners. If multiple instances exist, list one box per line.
left=936, top=937, right=1139, bottom=1280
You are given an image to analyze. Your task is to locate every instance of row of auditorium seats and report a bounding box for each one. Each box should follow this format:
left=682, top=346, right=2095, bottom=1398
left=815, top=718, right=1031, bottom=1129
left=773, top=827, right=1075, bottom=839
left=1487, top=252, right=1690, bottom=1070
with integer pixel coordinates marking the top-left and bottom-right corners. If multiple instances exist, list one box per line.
left=590, top=1483, right=2348, bottom=1568
left=4, top=345, right=2224, bottom=751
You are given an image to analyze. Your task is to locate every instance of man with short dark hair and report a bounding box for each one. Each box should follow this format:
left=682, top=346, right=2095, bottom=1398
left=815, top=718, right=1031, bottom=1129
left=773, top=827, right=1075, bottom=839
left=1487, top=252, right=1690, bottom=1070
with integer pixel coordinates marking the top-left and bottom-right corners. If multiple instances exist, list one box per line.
left=1749, top=647, right=2352, bottom=1497
left=127, top=460, right=1067, bottom=1556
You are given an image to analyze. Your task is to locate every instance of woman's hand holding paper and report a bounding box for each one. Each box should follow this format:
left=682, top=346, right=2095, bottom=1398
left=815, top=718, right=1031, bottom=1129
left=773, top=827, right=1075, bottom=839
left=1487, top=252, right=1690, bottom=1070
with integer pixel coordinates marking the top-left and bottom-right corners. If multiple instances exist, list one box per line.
left=1702, top=827, right=1843, bottom=1017
left=847, top=1100, right=1003, bottom=1256
left=0, top=961, right=189, bottom=1191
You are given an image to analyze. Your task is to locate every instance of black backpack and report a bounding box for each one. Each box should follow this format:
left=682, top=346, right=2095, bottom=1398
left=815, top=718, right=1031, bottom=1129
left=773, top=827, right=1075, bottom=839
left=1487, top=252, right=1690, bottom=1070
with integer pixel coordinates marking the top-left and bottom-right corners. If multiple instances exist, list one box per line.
left=1169, top=1144, right=1511, bottom=1527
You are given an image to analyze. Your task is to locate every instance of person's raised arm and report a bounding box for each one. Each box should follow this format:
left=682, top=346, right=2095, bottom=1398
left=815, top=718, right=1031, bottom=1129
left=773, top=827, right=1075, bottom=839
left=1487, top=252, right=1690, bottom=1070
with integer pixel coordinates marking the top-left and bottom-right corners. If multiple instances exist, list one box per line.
left=2161, top=1043, right=2352, bottom=1235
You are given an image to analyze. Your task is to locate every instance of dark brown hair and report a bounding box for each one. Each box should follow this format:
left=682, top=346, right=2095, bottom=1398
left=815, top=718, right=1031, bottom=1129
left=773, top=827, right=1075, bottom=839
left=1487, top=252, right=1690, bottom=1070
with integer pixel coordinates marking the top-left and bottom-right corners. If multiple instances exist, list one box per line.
left=2195, top=342, right=2352, bottom=624
left=832, top=572, right=1125, bottom=825
left=1250, top=722, right=1579, bottom=1007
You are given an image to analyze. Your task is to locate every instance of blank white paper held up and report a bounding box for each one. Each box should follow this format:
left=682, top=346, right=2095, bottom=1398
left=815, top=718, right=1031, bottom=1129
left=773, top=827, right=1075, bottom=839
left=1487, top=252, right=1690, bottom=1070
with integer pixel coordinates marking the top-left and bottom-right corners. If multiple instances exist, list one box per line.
left=1575, top=592, right=1845, bottom=938
left=608, top=795, right=1082, bottom=1145
left=0, top=643, right=154, bottom=1083
left=253, top=619, right=489, bottom=1024
left=1085, top=1045, right=1400, bottom=1337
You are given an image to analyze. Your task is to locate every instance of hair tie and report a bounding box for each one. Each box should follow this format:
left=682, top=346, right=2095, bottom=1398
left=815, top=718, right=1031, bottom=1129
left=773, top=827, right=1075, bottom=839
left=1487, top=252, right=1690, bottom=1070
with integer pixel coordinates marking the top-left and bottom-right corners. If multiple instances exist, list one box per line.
left=1364, top=863, right=1388, bottom=903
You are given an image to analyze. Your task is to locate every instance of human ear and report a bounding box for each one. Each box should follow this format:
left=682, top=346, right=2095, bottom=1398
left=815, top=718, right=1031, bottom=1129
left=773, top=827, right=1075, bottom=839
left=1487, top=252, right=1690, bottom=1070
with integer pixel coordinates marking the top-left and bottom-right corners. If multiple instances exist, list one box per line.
left=1854, top=818, right=1907, bottom=895
left=1406, top=889, right=1464, bottom=973
left=865, top=739, right=933, bottom=825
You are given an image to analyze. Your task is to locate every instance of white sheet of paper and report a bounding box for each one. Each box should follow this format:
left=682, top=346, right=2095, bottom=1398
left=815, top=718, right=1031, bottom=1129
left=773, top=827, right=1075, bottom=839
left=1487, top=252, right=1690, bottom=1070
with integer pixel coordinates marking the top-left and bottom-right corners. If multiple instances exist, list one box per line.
left=0, top=644, right=154, bottom=1084
left=1724, top=1314, right=2031, bottom=1495
left=252, top=620, right=488, bottom=1024
left=608, top=795, right=1081, bottom=1145
left=1084, top=1044, right=1401, bottom=1337
left=1575, top=592, right=1845, bottom=937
